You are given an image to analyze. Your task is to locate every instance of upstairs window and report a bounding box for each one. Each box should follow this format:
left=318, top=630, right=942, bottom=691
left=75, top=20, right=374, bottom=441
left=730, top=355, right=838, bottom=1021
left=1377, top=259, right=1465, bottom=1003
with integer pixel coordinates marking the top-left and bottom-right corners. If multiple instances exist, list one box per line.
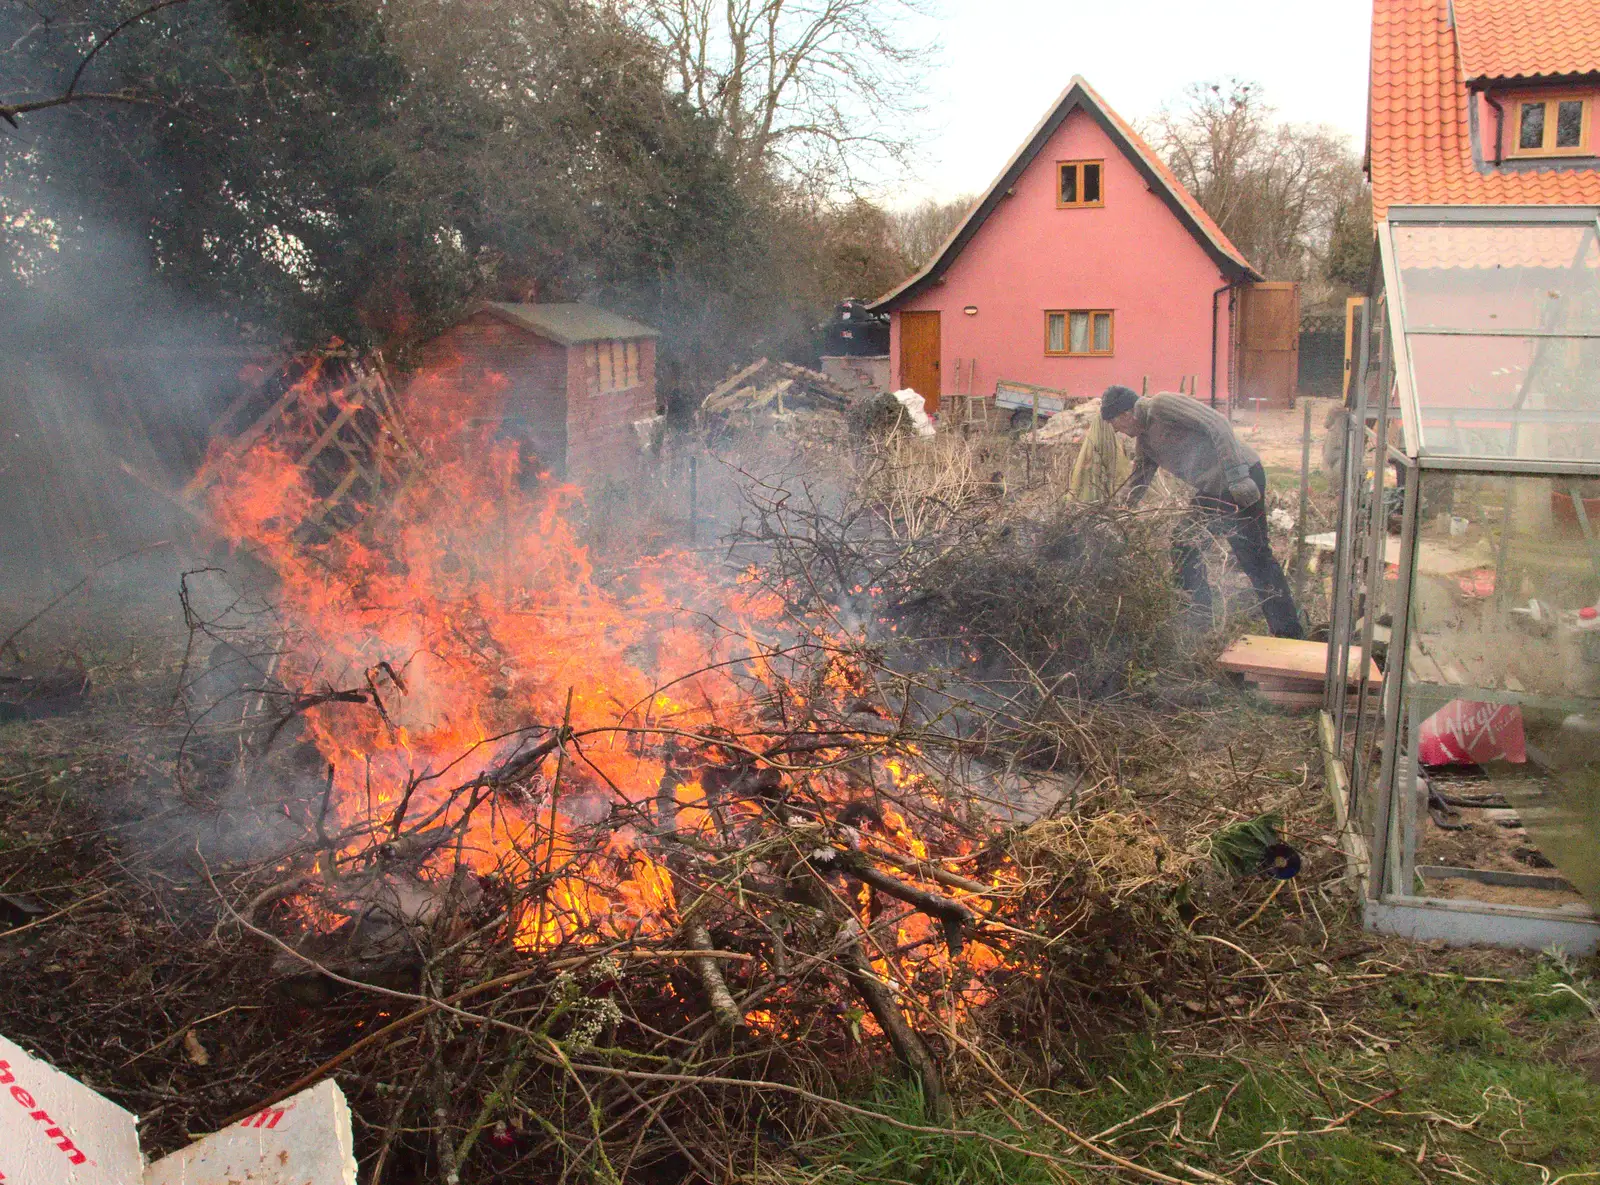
left=1510, top=95, right=1591, bottom=157
left=1057, top=160, right=1104, bottom=207
left=1046, top=310, right=1114, bottom=356
left=584, top=339, right=641, bottom=394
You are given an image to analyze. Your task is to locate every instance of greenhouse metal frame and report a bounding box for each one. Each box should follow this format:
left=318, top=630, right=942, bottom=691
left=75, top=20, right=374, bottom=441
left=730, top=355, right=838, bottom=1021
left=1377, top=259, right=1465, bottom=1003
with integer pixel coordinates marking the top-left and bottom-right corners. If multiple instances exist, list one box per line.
left=1328, top=204, right=1600, bottom=952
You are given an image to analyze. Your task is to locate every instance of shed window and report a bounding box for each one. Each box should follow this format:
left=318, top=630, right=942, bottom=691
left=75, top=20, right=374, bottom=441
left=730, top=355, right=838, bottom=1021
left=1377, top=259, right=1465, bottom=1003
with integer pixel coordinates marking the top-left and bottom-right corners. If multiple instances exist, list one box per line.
left=1057, top=160, right=1104, bottom=208
left=584, top=339, right=641, bottom=394
left=1509, top=95, right=1590, bottom=157
left=1046, top=310, right=1113, bottom=356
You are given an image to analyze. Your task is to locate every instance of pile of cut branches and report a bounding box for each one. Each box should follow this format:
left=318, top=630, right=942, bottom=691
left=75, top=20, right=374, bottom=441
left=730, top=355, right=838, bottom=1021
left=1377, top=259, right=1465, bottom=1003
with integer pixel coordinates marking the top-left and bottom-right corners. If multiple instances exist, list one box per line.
left=727, top=431, right=1212, bottom=775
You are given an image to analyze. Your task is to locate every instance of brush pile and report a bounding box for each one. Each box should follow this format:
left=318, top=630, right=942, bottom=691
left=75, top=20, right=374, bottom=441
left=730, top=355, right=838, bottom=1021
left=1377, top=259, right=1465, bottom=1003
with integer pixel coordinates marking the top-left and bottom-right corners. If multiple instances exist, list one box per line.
left=0, top=351, right=1320, bottom=1185
left=729, top=428, right=1211, bottom=773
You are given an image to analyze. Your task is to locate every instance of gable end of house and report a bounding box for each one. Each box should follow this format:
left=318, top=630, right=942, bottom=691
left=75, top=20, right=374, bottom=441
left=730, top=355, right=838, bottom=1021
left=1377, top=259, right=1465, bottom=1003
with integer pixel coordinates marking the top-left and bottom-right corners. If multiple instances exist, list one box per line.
left=870, top=78, right=1259, bottom=312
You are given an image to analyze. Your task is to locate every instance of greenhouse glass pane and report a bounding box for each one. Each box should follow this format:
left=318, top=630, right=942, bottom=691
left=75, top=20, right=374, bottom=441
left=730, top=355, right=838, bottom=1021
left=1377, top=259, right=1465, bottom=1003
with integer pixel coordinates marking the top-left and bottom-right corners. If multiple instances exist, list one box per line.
left=1393, top=222, right=1600, bottom=333
left=1407, top=333, right=1600, bottom=460
left=1403, top=470, right=1600, bottom=911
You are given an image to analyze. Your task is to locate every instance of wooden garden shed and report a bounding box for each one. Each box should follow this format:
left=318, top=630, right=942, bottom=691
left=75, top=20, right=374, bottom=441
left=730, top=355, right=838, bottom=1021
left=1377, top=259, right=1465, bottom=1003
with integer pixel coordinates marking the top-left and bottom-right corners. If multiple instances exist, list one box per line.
left=407, top=302, right=659, bottom=483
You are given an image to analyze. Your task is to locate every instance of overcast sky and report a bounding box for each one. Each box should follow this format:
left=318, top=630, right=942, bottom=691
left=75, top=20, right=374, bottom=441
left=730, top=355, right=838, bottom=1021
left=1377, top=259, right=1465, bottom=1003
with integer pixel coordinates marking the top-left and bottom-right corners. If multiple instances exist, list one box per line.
left=887, top=0, right=1373, bottom=206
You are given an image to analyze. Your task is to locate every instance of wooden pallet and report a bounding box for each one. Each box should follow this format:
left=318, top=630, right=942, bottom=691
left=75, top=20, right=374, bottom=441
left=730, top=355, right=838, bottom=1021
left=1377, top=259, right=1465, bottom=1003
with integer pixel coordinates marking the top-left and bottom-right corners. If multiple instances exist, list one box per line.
left=1218, top=635, right=1380, bottom=686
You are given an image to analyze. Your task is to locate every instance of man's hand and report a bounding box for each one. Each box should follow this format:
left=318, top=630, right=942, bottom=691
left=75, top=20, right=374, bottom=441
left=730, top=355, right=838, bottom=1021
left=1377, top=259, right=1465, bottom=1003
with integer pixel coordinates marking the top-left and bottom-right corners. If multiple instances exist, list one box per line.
left=1228, top=477, right=1262, bottom=508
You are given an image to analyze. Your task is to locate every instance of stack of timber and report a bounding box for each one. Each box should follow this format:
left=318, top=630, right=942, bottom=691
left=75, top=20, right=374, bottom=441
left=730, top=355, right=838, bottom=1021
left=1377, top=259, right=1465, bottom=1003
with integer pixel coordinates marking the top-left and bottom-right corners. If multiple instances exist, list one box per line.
left=699, top=358, right=852, bottom=415
left=1217, top=635, right=1381, bottom=709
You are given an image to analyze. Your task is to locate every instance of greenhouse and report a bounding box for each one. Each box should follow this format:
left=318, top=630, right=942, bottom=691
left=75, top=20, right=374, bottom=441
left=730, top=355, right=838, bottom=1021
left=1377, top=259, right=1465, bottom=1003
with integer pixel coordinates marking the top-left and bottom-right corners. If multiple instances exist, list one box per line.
left=1328, top=204, right=1600, bottom=952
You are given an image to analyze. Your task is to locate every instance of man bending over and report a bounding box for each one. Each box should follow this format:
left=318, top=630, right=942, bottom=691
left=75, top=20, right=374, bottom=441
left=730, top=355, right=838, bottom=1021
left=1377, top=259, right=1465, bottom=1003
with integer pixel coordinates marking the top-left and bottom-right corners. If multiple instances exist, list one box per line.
left=1101, top=385, right=1303, bottom=639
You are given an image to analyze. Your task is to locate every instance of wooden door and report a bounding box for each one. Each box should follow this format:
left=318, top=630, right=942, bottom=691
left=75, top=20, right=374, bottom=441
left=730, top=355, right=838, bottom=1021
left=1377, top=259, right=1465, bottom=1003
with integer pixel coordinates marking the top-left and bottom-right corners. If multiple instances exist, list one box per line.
left=1235, top=282, right=1300, bottom=411
left=899, top=311, right=941, bottom=413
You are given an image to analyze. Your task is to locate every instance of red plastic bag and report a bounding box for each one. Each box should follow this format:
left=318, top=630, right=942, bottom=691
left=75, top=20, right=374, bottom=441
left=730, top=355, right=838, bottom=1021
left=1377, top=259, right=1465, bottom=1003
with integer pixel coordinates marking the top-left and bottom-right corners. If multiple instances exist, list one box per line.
left=1418, top=700, right=1526, bottom=766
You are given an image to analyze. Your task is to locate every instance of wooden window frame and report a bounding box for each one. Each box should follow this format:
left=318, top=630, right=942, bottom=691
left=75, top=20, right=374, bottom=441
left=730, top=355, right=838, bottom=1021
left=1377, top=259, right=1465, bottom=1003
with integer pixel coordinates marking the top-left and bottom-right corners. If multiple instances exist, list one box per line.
left=1044, top=309, right=1115, bottom=357
left=1507, top=93, right=1593, bottom=158
left=1056, top=160, right=1105, bottom=208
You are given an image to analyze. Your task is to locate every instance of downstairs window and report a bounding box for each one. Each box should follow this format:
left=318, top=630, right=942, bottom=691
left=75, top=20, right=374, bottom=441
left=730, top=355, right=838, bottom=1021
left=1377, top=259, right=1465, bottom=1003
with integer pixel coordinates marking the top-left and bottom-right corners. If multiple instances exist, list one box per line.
left=1046, top=310, right=1114, bottom=356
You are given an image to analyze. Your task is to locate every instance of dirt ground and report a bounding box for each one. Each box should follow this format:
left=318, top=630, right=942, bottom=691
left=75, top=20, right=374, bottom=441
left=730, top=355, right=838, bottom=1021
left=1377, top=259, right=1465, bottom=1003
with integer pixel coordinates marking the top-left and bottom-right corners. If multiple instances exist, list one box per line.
left=1231, top=395, right=1344, bottom=472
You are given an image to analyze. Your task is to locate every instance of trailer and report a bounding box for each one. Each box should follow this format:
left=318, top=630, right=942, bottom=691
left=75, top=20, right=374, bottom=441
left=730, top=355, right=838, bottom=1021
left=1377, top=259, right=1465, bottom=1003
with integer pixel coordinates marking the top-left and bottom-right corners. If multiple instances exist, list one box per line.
left=993, top=380, right=1095, bottom=430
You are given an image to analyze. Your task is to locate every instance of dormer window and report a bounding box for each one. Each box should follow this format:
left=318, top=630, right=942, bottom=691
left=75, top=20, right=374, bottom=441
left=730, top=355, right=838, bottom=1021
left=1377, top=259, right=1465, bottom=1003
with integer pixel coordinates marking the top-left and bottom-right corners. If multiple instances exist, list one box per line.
left=1057, top=160, right=1104, bottom=207
left=1509, top=95, right=1591, bottom=157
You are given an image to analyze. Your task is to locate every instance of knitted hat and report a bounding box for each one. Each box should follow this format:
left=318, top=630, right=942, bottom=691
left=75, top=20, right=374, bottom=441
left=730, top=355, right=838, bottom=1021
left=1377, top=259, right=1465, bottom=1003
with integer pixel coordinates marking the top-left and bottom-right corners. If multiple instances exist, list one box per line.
left=1100, top=385, right=1139, bottom=421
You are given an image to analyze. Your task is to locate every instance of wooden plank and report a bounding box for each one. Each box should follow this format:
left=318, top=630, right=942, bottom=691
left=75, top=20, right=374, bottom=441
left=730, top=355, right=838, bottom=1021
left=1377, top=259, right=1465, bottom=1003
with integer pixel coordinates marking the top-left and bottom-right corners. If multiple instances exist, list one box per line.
left=1245, top=685, right=1324, bottom=708
left=1319, top=709, right=1370, bottom=897
left=1247, top=674, right=1322, bottom=692
left=303, top=468, right=361, bottom=526
left=226, top=384, right=304, bottom=458
left=700, top=358, right=769, bottom=411
left=294, top=396, right=366, bottom=469
left=1218, top=635, right=1379, bottom=684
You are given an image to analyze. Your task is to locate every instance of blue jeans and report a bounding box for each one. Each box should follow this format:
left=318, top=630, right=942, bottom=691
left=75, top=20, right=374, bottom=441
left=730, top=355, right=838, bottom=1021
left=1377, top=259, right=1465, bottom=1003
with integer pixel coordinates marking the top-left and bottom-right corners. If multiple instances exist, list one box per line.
left=1172, top=463, right=1304, bottom=638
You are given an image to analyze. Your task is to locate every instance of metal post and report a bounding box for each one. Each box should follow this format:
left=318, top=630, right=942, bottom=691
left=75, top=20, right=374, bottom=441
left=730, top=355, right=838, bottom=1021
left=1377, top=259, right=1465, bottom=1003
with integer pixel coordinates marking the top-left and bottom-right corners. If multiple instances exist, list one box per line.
left=1030, top=390, right=1039, bottom=487
left=1292, top=399, right=1313, bottom=600
left=1327, top=298, right=1373, bottom=736
left=1351, top=351, right=1394, bottom=754
left=1370, top=465, right=1421, bottom=900
left=688, top=454, right=698, bottom=544
left=1351, top=315, right=1395, bottom=797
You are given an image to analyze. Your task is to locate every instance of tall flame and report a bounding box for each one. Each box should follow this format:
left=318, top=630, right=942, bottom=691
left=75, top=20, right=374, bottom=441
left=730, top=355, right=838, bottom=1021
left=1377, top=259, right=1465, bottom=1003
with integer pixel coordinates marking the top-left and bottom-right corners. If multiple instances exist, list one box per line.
left=190, top=351, right=1007, bottom=1019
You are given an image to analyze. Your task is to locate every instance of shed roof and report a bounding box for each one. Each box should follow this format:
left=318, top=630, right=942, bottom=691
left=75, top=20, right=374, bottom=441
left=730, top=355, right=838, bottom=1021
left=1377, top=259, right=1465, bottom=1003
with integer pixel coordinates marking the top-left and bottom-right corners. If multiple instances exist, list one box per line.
left=1453, top=0, right=1600, bottom=83
left=1368, top=0, right=1600, bottom=219
left=868, top=76, right=1258, bottom=312
left=482, top=302, right=659, bottom=345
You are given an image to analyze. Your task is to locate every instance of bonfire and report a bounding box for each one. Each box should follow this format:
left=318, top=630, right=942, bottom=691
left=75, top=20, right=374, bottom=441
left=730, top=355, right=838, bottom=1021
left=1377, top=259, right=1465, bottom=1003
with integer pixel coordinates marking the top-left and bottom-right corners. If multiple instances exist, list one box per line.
left=180, top=349, right=1042, bottom=1144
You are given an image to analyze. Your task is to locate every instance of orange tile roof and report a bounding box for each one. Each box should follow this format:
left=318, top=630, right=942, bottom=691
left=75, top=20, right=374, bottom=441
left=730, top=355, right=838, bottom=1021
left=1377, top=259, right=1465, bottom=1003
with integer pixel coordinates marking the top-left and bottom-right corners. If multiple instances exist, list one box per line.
left=1453, top=0, right=1600, bottom=82
left=1369, top=0, right=1600, bottom=220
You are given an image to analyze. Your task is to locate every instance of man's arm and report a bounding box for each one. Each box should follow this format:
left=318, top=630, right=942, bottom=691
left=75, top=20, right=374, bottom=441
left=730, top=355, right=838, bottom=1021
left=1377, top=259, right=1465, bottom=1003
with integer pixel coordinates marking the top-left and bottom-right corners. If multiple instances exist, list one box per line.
left=1151, top=396, right=1260, bottom=506
left=1126, top=439, right=1157, bottom=506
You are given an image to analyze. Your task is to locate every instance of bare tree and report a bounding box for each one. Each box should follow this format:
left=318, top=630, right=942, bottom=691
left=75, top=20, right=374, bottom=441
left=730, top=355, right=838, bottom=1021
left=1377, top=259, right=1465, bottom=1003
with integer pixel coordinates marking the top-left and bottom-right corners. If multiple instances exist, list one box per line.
left=0, top=0, right=193, bottom=126
left=620, top=0, right=933, bottom=186
left=1145, top=79, right=1365, bottom=291
left=886, top=193, right=973, bottom=272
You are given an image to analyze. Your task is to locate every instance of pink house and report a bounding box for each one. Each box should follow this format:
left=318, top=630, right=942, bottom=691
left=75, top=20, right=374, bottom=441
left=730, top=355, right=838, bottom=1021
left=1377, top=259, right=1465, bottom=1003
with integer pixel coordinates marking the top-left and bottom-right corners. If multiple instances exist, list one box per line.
left=870, top=77, right=1265, bottom=418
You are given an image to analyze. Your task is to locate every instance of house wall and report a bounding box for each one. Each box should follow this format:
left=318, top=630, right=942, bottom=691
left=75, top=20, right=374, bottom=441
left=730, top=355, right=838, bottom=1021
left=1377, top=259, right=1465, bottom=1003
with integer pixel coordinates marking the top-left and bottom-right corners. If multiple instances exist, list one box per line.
left=888, top=107, right=1238, bottom=410
left=406, top=310, right=570, bottom=477
left=565, top=337, right=657, bottom=483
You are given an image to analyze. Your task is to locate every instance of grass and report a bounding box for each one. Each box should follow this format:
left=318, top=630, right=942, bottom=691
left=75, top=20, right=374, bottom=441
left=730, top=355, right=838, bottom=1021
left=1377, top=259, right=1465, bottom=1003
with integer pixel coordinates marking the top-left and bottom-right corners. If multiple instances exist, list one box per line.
left=776, top=957, right=1600, bottom=1185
